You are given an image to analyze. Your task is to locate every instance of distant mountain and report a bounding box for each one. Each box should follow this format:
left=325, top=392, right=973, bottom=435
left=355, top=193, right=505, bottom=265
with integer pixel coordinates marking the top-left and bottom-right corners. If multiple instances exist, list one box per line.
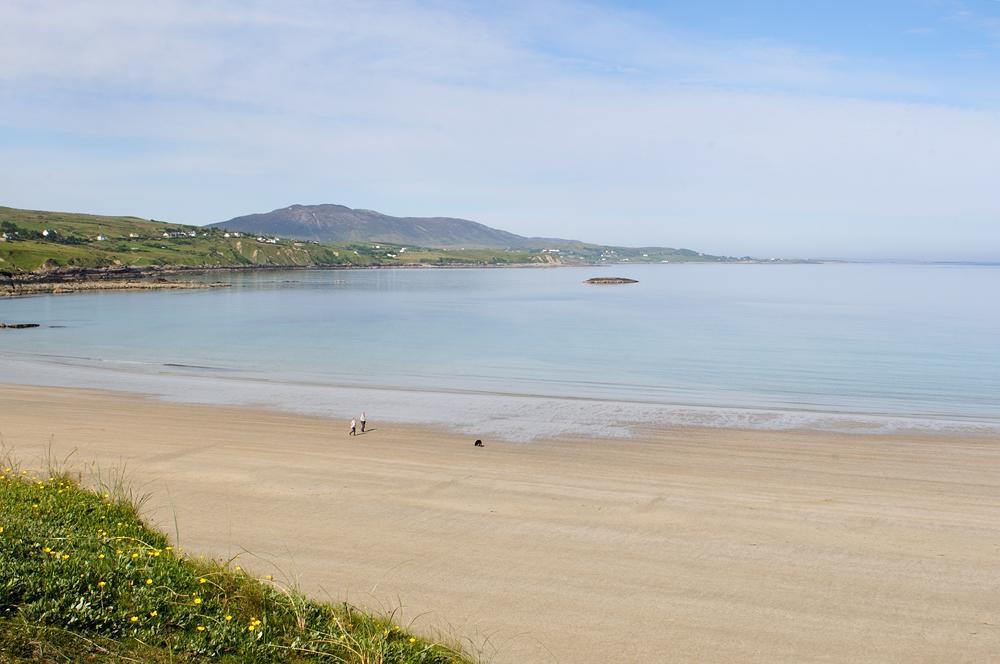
left=209, top=204, right=574, bottom=249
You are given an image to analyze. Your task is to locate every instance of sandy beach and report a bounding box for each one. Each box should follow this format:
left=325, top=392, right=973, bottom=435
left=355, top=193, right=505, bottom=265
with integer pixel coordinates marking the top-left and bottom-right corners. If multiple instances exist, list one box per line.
left=2, top=383, right=998, bottom=663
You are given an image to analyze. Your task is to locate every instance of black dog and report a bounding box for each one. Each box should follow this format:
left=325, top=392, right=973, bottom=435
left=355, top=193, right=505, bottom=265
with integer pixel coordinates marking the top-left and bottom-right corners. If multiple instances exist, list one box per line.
left=474, top=439, right=484, bottom=447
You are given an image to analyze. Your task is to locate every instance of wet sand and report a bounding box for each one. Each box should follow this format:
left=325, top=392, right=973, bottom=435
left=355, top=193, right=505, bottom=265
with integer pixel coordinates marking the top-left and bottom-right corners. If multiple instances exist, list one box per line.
left=1, top=383, right=998, bottom=662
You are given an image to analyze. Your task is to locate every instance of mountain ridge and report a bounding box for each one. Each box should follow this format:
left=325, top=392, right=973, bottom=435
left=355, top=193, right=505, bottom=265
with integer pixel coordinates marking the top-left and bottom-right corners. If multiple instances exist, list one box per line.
left=210, top=204, right=591, bottom=250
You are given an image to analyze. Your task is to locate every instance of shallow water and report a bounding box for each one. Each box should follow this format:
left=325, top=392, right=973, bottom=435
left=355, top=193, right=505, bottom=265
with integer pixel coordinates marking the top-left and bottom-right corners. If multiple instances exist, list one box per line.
left=2, top=263, right=999, bottom=440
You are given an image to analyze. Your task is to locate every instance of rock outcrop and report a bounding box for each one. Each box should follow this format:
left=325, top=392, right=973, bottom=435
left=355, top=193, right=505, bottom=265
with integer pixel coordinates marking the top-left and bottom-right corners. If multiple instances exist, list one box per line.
left=584, top=277, right=638, bottom=284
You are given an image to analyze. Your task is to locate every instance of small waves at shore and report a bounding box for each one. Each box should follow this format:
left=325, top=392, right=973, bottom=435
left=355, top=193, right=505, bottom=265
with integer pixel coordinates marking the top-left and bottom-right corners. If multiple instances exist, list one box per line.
left=4, top=354, right=997, bottom=442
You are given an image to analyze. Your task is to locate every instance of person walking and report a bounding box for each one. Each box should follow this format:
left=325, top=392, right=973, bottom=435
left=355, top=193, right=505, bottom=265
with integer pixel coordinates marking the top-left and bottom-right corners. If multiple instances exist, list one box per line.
left=349, top=418, right=357, bottom=436
left=360, top=412, right=367, bottom=433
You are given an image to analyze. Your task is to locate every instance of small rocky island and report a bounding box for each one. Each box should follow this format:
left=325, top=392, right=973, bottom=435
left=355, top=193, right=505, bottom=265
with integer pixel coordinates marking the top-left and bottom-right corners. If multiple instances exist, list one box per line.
left=0, top=322, right=40, bottom=329
left=584, top=277, right=639, bottom=285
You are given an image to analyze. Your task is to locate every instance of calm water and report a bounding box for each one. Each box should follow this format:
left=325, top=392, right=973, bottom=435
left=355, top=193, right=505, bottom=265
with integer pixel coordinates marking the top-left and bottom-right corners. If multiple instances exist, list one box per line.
left=2, top=264, right=999, bottom=440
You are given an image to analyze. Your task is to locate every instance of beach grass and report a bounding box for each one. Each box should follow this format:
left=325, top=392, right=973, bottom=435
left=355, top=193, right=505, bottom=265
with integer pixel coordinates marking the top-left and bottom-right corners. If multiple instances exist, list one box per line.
left=0, top=456, right=473, bottom=663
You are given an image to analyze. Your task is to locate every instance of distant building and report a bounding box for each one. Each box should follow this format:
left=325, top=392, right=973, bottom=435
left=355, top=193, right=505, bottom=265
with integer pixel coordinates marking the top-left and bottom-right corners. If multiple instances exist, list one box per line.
left=96, top=234, right=108, bottom=241
left=42, top=229, right=51, bottom=237
left=129, top=232, right=140, bottom=238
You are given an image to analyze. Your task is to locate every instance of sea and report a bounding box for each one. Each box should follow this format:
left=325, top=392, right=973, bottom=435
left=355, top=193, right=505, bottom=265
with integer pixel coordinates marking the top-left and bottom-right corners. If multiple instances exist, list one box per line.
left=2, top=263, right=999, bottom=441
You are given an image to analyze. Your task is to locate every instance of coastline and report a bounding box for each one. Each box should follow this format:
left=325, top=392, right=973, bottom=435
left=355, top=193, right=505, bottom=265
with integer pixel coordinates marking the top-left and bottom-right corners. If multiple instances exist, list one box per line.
left=2, top=383, right=998, bottom=663
left=0, top=259, right=818, bottom=297
left=0, top=263, right=555, bottom=297
left=3, top=354, right=998, bottom=442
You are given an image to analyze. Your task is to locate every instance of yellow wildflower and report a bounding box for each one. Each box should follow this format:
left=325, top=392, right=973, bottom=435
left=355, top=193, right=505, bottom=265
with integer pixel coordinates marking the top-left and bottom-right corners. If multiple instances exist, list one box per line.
left=42, top=547, right=51, bottom=553
left=98, top=553, right=105, bottom=559
left=145, top=578, right=153, bottom=585
left=149, top=610, right=158, bottom=617
left=197, top=625, right=206, bottom=632
left=224, top=615, right=232, bottom=621
left=130, top=616, right=139, bottom=623
left=264, top=574, right=273, bottom=581
left=193, top=597, right=202, bottom=605
left=199, top=577, right=207, bottom=584
left=0, top=527, right=4, bottom=534
left=409, top=637, right=416, bottom=644
left=131, top=553, right=139, bottom=559
left=247, top=625, right=255, bottom=632
left=61, top=554, right=70, bottom=560
left=97, top=581, right=106, bottom=588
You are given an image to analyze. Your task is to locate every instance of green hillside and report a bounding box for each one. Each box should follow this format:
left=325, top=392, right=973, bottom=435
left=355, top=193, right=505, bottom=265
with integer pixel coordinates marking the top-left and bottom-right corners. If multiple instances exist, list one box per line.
left=0, top=205, right=746, bottom=276
left=0, top=207, right=547, bottom=274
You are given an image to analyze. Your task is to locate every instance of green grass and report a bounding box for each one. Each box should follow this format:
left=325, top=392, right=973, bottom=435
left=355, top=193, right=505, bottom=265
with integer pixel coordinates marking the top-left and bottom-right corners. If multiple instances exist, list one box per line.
left=0, top=458, right=474, bottom=663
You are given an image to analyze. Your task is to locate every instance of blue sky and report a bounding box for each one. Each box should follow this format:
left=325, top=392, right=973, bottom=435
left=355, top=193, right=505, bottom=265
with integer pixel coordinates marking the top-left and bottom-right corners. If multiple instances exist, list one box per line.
left=1, top=0, right=999, bottom=259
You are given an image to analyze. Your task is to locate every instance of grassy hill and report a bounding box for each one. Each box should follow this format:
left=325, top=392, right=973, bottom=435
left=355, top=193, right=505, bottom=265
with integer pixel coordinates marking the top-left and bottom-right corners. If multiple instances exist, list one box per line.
left=0, top=207, right=548, bottom=275
left=1, top=205, right=743, bottom=277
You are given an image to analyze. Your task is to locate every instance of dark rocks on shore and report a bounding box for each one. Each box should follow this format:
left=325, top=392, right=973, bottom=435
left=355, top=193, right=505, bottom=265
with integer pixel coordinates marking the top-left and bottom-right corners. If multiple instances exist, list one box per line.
left=584, top=277, right=639, bottom=284
left=0, top=323, right=40, bottom=329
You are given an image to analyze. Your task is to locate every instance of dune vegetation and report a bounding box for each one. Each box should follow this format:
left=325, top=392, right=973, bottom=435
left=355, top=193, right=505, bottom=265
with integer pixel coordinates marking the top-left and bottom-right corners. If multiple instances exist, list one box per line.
left=0, top=456, right=473, bottom=663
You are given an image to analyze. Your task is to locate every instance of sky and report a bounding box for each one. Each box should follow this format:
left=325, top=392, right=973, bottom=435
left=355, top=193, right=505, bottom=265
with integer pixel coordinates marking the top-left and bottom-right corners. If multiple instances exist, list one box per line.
left=1, top=1, right=999, bottom=259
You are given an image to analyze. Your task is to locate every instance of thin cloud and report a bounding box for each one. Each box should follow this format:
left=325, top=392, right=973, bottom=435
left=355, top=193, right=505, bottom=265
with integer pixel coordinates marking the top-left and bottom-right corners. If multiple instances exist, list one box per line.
left=0, top=0, right=998, bottom=259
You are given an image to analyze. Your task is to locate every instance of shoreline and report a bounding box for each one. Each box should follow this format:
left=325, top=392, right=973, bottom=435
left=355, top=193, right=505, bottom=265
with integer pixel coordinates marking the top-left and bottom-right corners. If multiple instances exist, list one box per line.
left=0, top=258, right=822, bottom=297
left=2, top=383, right=998, bottom=662
left=3, top=353, right=999, bottom=442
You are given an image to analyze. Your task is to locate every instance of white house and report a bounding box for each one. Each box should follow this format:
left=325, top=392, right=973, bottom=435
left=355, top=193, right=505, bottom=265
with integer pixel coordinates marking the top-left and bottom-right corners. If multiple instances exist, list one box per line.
left=96, top=234, right=108, bottom=241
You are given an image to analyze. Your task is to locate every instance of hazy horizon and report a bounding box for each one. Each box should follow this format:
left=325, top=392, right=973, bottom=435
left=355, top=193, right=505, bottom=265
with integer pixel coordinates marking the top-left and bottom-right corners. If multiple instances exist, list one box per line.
left=2, top=1, right=999, bottom=261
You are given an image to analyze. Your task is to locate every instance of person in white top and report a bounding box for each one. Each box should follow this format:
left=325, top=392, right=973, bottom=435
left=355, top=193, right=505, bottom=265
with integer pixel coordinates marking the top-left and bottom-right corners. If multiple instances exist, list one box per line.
left=349, top=418, right=357, bottom=436
left=360, top=412, right=367, bottom=433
